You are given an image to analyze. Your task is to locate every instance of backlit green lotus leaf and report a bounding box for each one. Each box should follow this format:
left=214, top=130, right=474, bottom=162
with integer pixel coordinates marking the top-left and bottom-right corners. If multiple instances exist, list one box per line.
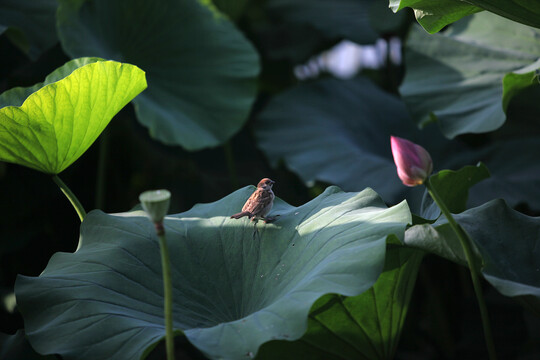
left=16, top=186, right=411, bottom=359
left=0, top=58, right=147, bottom=174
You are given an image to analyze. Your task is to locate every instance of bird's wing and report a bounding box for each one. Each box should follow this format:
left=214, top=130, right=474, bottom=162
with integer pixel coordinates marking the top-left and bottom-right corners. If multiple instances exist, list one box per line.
left=242, top=189, right=272, bottom=215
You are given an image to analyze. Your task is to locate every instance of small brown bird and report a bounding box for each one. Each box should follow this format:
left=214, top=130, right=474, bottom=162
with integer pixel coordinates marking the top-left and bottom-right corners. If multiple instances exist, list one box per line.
left=231, top=178, right=275, bottom=222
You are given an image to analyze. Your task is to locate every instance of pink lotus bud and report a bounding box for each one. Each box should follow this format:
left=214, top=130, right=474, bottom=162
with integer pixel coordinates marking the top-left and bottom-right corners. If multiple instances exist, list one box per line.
left=390, top=136, right=433, bottom=187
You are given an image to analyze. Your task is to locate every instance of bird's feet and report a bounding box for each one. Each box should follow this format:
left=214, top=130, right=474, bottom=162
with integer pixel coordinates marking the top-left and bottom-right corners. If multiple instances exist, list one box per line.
left=263, top=215, right=280, bottom=223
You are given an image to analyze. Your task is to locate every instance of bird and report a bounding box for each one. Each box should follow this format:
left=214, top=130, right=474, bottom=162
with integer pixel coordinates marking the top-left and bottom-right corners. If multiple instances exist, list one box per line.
left=230, top=178, right=276, bottom=223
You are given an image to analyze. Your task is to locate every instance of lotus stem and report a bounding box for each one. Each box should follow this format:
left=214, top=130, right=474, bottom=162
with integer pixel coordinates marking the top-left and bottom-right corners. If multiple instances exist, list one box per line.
left=157, top=223, right=174, bottom=360
left=52, top=174, right=86, bottom=222
left=425, top=178, right=497, bottom=360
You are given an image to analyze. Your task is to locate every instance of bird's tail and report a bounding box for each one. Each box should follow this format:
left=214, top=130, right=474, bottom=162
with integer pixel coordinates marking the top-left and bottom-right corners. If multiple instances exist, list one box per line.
left=230, top=211, right=253, bottom=219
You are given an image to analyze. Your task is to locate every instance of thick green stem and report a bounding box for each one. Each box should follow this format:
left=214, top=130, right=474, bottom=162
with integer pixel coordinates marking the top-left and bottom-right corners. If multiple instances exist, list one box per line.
left=157, top=226, right=174, bottom=360
left=52, top=175, right=86, bottom=222
left=426, top=179, right=497, bottom=360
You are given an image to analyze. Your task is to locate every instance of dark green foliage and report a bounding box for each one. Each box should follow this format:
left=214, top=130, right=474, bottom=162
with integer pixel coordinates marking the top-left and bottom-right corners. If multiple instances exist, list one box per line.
left=1, top=0, right=539, bottom=359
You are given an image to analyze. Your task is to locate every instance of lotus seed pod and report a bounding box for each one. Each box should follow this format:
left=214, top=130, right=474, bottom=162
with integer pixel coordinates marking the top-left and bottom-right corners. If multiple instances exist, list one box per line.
left=139, top=189, right=171, bottom=223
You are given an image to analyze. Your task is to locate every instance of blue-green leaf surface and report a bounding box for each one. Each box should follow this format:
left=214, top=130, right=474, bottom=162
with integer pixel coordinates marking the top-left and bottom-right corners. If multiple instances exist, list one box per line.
left=16, top=186, right=411, bottom=359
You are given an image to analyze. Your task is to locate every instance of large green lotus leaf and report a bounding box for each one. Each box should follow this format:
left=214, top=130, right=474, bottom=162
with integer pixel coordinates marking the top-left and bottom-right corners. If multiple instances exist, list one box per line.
left=400, top=12, right=540, bottom=138
left=256, top=243, right=424, bottom=359
left=0, top=0, right=58, bottom=60
left=390, top=0, right=540, bottom=33
left=0, top=59, right=147, bottom=174
left=57, top=0, right=259, bottom=151
left=405, top=199, right=540, bottom=314
left=15, top=186, right=411, bottom=360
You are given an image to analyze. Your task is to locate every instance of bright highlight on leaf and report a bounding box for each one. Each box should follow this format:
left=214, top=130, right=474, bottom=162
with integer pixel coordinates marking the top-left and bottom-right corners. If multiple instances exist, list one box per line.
left=0, top=58, right=147, bottom=174
left=15, top=186, right=411, bottom=360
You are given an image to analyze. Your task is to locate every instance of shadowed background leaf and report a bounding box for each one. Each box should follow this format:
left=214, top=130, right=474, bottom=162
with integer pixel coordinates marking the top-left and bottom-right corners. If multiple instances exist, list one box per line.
left=0, top=0, right=58, bottom=60
left=0, top=329, right=55, bottom=360
left=57, top=0, right=260, bottom=150
left=400, top=12, right=540, bottom=139
left=254, top=75, right=540, bottom=212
